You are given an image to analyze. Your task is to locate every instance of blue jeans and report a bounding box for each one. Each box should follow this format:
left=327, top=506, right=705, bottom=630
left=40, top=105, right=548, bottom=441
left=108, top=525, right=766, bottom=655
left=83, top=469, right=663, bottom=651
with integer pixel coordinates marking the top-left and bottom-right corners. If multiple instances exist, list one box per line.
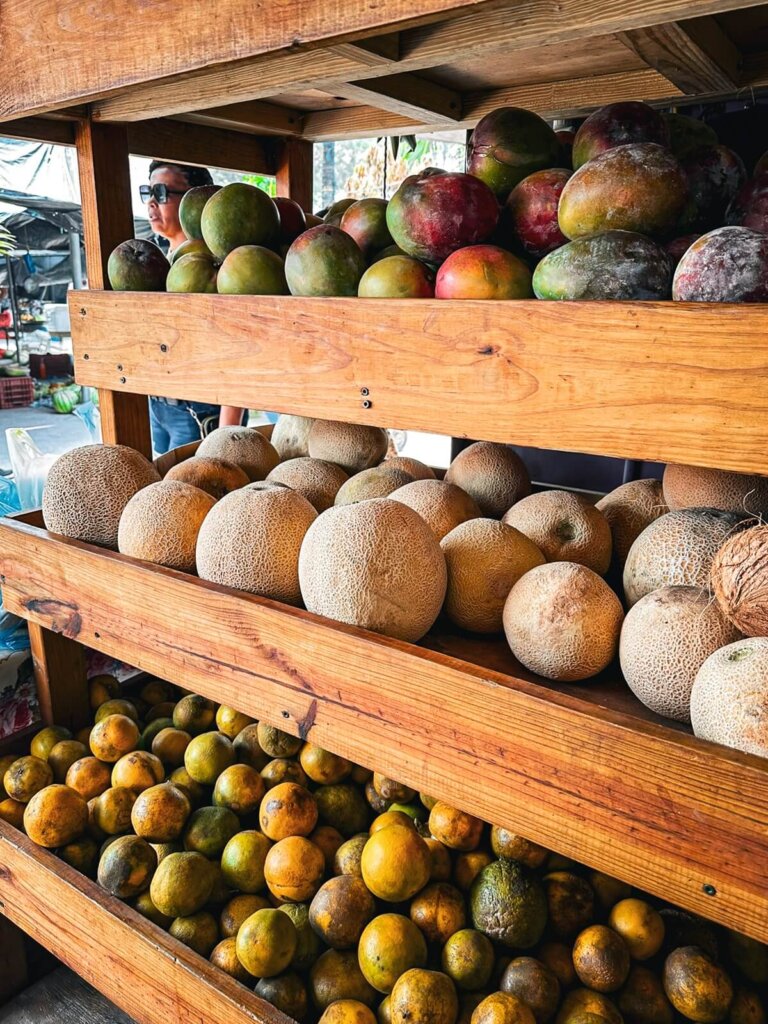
left=149, top=398, right=220, bottom=455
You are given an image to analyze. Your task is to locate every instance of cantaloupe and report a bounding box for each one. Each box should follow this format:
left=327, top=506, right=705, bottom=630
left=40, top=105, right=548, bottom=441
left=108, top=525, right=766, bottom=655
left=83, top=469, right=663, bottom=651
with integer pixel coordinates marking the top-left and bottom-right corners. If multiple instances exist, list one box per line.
left=623, top=508, right=748, bottom=607
left=196, top=482, right=317, bottom=604
left=389, top=480, right=481, bottom=541
left=117, top=480, right=216, bottom=572
left=502, top=491, right=612, bottom=574
left=165, top=457, right=249, bottom=499
left=384, top=456, right=436, bottom=481
left=503, top=563, right=623, bottom=681
left=335, top=466, right=414, bottom=505
left=441, top=519, right=546, bottom=633
left=619, top=586, right=741, bottom=723
left=445, top=442, right=531, bottom=517
left=196, top=427, right=279, bottom=481
left=663, top=463, right=768, bottom=517
left=266, top=457, right=349, bottom=513
left=690, top=637, right=768, bottom=757
left=711, top=524, right=768, bottom=637
left=42, top=443, right=160, bottom=549
left=271, top=414, right=315, bottom=460
left=298, top=499, right=447, bottom=642
left=308, top=420, right=389, bottom=475
left=595, top=479, right=668, bottom=563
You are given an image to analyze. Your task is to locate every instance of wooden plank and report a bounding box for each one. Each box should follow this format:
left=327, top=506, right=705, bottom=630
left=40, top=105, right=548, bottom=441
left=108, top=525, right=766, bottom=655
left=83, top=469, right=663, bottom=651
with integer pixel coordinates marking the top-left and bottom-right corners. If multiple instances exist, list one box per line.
left=87, top=0, right=766, bottom=124
left=618, top=17, right=742, bottom=93
left=0, top=117, right=75, bottom=145
left=328, top=34, right=401, bottom=66
left=0, top=918, right=28, bottom=1004
left=126, top=119, right=274, bottom=175
left=174, top=101, right=303, bottom=138
left=27, top=625, right=89, bottom=733
left=68, top=291, right=768, bottom=476
left=0, top=967, right=133, bottom=1024
left=330, top=73, right=462, bottom=124
left=304, top=67, right=681, bottom=139
left=275, top=139, right=314, bottom=212
left=75, top=122, right=152, bottom=458
left=0, top=0, right=495, bottom=120
left=2, top=520, right=768, bottom=940
left=0, top=822, right=289, bottom=1024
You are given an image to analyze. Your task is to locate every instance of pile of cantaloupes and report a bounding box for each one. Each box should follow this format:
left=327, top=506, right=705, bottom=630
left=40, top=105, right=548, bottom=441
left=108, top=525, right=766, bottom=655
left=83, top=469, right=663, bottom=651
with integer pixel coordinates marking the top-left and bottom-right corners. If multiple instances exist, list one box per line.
left=2, top=689, right=766, bottom=1024
left=41, top=417, right=768, bottom=759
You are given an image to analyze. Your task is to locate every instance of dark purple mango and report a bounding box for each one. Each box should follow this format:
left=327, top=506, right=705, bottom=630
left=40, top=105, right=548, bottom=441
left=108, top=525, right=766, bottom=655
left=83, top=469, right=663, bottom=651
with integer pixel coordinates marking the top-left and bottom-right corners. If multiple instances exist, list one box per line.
left=673, top=226, right=768, bottom=302
left=533, top=230, right=673, bottom=300
left=572, top=102, right=669, bottom=169
left=678, top=145, right=746, bottom=231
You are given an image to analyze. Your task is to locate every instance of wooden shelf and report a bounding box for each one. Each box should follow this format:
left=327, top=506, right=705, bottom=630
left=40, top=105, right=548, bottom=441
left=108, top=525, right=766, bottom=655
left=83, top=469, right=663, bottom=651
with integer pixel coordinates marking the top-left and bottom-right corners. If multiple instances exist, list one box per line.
left=70, top=291, right=768, bottom=476
left=0, top=819, right=286, bottom=1024
left=2, top=512, right=767, bottom=943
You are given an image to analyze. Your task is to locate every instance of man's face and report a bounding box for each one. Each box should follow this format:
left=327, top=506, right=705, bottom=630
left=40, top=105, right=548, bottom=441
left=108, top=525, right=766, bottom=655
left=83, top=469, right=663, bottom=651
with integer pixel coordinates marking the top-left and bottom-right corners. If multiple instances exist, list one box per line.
left=147, top=166, right=189, bottom=240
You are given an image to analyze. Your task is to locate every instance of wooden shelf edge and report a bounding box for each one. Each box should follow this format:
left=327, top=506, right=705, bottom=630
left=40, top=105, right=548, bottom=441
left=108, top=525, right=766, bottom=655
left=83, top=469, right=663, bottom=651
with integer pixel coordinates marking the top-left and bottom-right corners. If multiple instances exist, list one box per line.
left=68, top=291, right=768, bottom=475
left=0, top=515, right=767, bottom=941
left=0, top=820, right=289, bottom=1024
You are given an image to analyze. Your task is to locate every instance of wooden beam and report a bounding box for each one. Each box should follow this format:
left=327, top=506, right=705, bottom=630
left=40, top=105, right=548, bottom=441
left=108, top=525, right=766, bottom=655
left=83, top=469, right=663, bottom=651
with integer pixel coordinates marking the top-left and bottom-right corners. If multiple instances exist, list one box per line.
left=88, top=0, right=765, bottom=124
left=68, top=291, right=768, bottom=476
left=303, top=67, right=681, bottom=140
left=174, top=101, right=303, bottom=137
left=618, top=17, right=742, bottom=93
left=0, top=918, right=28, bottom=1003
left=275, top=139, right=314, bottom=212
left=27, top=624, right=89, bottom=732
left=126, top=118, right=274, bottom=175
left=75, top=120, right=152, bottom=458
left=0, top=117, right=75, bottom=146
left=330, top=73, right=462, bottom=124
left=328, top=33, right=401, bottom=66
left=4, top=517, right=768, bottom=941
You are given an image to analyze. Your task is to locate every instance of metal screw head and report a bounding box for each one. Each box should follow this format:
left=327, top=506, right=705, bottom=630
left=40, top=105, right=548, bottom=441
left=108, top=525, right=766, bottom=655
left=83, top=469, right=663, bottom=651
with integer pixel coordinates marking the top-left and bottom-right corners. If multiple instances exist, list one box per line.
left=83, top=354, right=89, bottom=361
left=119, top=376, right=126, bottom=384
left=361, top=399, right=372, bottom=409
left=116, top=364, right=123, bottom=371
left=79, top=307, right=87, bottom=317
left=360, top=387, right=369, bottom=396
left=702, top=883, right=717, bottom=896
left=160, top=344, right=168, bottom=353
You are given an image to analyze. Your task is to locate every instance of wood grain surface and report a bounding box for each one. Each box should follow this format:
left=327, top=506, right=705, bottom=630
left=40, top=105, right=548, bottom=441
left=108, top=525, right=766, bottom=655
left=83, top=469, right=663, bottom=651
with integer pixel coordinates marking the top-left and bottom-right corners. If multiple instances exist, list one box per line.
left=0, top=967, right=133, bottom=1023
left=1, top=517, right=768, bottom=940
left=0, top=823, right=289, bottom=1024
left=69, top=291, right=768, bottom=476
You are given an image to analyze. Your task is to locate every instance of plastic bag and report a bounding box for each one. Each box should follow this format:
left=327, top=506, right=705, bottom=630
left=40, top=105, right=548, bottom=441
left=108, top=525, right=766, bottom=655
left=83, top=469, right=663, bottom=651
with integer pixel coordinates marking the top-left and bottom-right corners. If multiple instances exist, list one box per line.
left=73, top=397, right=101, bottom=441
left=6, top=427, right=70, bottom=511
left=0, top=476, right=21, bottom=517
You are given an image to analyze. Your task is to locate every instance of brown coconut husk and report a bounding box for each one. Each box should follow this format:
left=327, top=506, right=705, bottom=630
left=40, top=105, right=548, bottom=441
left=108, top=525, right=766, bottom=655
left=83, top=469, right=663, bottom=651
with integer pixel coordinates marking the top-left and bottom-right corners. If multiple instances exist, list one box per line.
left=711, top=524, right=768, bottom=636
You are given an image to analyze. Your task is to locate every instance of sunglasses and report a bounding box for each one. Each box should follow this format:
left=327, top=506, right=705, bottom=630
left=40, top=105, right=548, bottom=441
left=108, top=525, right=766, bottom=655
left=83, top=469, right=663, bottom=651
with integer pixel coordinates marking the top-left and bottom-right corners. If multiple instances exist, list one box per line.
left=139, top=183, right=186, bottom=204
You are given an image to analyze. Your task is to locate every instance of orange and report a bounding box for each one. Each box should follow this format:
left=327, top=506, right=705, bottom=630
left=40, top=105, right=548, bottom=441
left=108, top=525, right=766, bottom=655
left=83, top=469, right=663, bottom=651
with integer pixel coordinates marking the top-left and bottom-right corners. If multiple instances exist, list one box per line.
left=320, top=1001, right=377, bottom=1024
left=111, top=750, right=164, bottom=792
left=334, top=833, right=368, bottom=877
left=358, top=914, right=428, bottom=993
left=259, top=781, right=318, bottom=840
left=257, top=722, right=302, bottom=758
left=261, top=757, right=308, bottom=790
left=300, top=743, right=352, bottom=785
left=370, top=811, right=415, bottom=834
left=608, top=898, right=665, bottom=961
left=0, top=754, right=17, bottom=796
left=172, top=694, right=215, bottom=735
left=47, top=740, right=89, bottom=783
left=151, top=727, right=191, bottom=767
left=310, top=825, right=345, bottom=872
left=360, top=825, right=431, bottom=902
left=425, top=837, right=452, bottom=881
left=183, top=731, right=234, bottom=785
left=88, top=674, right=120, bottom=709
left=0, top=797, right=26, bottom=829
left=264, top=836, right=325, bottom=902
left=168, top=767, right=207, bottom=808
left=220, top=830, right=271, bottom=893
left=309, top=875, right=376, bottom=949
left=235, top=907, right=298, bottom=977
left=97, top=834, right=157, bottom=898
left=220, top=893, right=271, bottom=937
left=210, top=937, right=254, bottom=982
left=23, top=784, right=88, bottom=847
left=140, top=679, right=176, bottom=706
left=429, top=802, right=483, bottom=851
left=93, top=786, right=137, bottom=835
left=94, top=698, right=139, bottom=723
left=131, top=782, right=191, bottom=842
left=213, top=763, right=265, bottom=815
left=215, top=705, right=254, bottom=739
left=4, top=756, right=53, bottom=802
left=390, top=969, right=458, bottom=1024
left=233, top=724, right=270, bottom=770
left=89, top=715, right=140, bottom=762
left=30, top=725, right=71, bottom=761
left=454, top=851, right=492, bottom=892
left=471, top=992, right=536, bottom=1024
left=410, top=882, right=466, bottom=944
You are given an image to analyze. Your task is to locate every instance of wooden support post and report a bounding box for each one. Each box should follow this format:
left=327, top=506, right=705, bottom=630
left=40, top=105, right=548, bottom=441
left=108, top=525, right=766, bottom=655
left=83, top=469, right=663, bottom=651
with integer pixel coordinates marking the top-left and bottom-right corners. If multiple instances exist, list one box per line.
left=0, top=918, right=28, bottom=1004
left=275, top=138, right=314, bottom=212
left=75, top=119, right=152, bottom=457
left=28, top=624, right=89, bottom=732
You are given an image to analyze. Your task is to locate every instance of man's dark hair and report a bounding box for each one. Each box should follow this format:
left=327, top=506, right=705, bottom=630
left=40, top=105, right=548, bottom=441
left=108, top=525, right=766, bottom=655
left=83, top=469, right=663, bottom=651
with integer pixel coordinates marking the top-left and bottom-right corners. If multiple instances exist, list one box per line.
left=148, top=160, right=214, bottom=188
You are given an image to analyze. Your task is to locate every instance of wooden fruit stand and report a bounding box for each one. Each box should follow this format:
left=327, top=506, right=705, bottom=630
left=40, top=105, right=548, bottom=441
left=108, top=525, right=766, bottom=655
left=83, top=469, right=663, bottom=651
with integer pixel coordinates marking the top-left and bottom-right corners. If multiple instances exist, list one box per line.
left=2, top=0, right=768, bottom=1018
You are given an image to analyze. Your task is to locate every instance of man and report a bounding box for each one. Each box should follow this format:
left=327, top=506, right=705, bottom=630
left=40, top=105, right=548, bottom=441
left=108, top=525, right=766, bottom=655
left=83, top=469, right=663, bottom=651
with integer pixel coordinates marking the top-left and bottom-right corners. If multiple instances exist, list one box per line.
left=142, top=160, right=244, bottom=453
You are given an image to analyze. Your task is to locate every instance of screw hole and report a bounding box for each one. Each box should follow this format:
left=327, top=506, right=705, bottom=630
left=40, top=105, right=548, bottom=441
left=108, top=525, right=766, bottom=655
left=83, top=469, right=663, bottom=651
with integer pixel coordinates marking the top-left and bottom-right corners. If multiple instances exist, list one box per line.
left=360, top=387, right=369, bottom=396
left=160, top=344, right=168, bottom=353
left=119, top=376, right=126, bottom=384
left=79, top=308, right=87, bottom=317
left=116, top=364, right=123, bottom=371
left=703, top=883, right=717, bottom=896
left=362, top=400, right=372, bottom=409
left=94, top=631, right=100, bottom=639
left=83, top=354, right=89, bottom=361
left=281, top=710, right=290, bottom=719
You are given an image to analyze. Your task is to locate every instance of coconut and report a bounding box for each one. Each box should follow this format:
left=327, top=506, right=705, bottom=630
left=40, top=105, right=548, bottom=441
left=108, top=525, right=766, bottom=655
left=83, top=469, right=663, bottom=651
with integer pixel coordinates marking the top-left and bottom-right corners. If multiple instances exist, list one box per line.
left=335, top=466, right=414, bottom=505
left=267, top=457, right=349, bottom=512
left=595, top=479, right=668, bottom=563
left=271, top=415, right=315, bottom=461
left=690, top=637, right=768, bottom=757
left=117, top=480, right=216, bottom=573
left=308, top=420, right=389, bottom=475
left=503, top=490, right=612, bottom=575
left=711, top=524, right=768, bottom=636
left=623, top=508, right=749, bottom=607
left=663, top=463, right=768, bottom=518
left=196, top=482, right=317, bottom=604
left=503, top=562, right=624, bottom=681
left=298, top=498, right=447, bottom=642
left=196, top=427, right=279, bottom=481
left=389, top=479, right=482, bottom=541
left=619, top=585, right=741, bottom=723
left=42, top=443, right=160, bottom=549
left=164, top=457, right=249, bottom=499
left=445, top=442, right=531, bottom=517
left=441, top=518, right=545, bottom=633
